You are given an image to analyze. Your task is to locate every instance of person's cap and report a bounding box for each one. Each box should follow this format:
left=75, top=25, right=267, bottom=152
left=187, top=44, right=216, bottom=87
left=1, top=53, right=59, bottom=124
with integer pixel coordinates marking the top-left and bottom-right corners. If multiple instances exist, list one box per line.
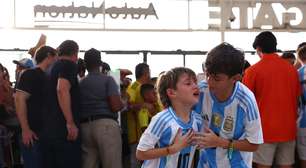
left=13, top=58, right=34, bottom=68
left=84, top=48, right=102, bottom=67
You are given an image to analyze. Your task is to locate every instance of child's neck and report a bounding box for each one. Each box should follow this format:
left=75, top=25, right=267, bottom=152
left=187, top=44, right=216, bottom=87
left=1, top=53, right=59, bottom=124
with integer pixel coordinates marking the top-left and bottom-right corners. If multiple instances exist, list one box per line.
left=215, top=83, right=236, bottom=102
left=171, top=102, right=192, bottom=123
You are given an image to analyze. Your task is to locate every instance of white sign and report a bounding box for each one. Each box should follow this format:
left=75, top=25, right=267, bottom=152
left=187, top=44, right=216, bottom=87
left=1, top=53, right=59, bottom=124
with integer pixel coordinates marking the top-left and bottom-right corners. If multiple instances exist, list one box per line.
left=13, top=0, right=306, bottom=31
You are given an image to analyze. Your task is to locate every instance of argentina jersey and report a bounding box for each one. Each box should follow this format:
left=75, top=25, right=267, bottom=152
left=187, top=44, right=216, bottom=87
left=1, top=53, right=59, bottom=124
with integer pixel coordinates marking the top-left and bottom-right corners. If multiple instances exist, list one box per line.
left=298, top=65, right=306, bottom=129
left=137, top=107, right=203, bottom=168
left=195, top=81, right=263, bottom=168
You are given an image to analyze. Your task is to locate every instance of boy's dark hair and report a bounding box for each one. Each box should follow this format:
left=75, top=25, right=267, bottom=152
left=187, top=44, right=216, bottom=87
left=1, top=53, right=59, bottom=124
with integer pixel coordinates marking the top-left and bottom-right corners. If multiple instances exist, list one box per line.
left=35, top=46, right=57, bottom=64
left=157, top=67, right=196, bottom=108
left=281, top=52, right=296, bottom=60
left=297, top=46, right=306, bottom=62
left=204, top=42, right=245, bottom=77
left=57, top=40, right=79, bottom=57
left=252, top=31, right=277, bottom=53
left=135, top=63, right=149, bottom=79
left=140, top=83, right=155, bottom=99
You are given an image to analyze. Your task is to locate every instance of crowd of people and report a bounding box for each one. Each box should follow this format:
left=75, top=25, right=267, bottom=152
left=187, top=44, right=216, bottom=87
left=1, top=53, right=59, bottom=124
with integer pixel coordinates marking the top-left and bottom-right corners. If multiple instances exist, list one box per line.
left=0, top=31, right=305, bottom=168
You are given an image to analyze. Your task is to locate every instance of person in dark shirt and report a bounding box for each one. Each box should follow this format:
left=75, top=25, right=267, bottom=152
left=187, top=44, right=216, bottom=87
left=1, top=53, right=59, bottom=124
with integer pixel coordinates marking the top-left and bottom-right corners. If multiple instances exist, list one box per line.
left=42, top=40, right=81, bottom=168
left=15, top=46, right=57, bottom=168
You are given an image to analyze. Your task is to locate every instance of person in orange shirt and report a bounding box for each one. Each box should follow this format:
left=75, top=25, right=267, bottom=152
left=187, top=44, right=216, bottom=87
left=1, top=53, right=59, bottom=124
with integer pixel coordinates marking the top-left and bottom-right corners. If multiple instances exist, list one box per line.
left=243, top=31, right=301, bottom=168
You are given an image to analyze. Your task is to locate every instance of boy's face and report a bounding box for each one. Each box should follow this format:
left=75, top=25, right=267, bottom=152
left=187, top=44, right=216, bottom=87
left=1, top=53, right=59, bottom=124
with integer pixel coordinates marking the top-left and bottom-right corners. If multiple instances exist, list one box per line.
left=144, top=90, right=157, bottom=104
left=170, top=73, right=199, bottom=106
left=206, top=73, right=238, bottom=101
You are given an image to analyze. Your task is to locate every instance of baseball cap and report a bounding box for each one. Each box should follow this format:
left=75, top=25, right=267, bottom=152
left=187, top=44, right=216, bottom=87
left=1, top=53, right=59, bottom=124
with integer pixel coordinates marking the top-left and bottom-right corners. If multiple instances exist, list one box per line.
left=13, top=58, right=34, bottom=68
left=84, top=48, right=102, bottom=67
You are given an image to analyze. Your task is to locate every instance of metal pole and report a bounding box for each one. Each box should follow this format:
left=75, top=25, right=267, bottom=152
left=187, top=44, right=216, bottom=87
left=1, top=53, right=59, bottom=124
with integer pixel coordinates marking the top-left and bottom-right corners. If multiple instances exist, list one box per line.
left=220, top=0, right=225, bottom=42
left=183, top=54, right=186, bottom=67
left=143, top=51, right=147, bottom=63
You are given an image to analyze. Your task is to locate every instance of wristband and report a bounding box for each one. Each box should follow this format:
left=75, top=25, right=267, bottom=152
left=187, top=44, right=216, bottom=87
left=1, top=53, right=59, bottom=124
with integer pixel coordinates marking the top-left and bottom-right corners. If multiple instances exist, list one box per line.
left=227, top=139, right=234, bottom=160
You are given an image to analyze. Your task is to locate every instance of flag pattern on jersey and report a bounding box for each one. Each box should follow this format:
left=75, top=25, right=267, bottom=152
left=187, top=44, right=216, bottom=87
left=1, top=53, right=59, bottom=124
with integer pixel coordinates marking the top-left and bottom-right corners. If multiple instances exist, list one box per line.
left=137, top=107, right=203, bottom=168
left=298, top=65, right=306, bottom=128
left=195, top=81, right=263, bottom=168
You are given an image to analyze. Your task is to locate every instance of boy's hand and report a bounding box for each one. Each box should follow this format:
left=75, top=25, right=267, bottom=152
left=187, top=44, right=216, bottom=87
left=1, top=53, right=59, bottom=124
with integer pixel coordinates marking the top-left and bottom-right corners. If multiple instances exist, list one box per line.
left=170, top=128, right=194, bottom=154
left=193, top=128, right=220, bottom=148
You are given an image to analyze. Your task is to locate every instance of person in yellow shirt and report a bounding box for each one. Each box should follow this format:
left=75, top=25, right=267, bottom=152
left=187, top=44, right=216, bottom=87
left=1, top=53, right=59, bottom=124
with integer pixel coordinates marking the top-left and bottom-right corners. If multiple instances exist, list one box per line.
left=126, top=63, right=151, bottom=168
left=138, top=83, right=163, bottom=133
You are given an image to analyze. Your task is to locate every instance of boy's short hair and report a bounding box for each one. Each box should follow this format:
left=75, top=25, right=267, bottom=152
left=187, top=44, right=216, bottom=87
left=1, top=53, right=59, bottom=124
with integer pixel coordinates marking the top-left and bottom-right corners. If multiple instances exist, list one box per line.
left=57, top=40, right=79, bottom=57
left=252, top=31, right=277, bottom=53
left=156, top=67, right=196, bottom=108
left=135, top=63, right=149, bottom=79
left=35, top=46, right=57, bottom=64
left=297, top=46, right=306, bottom=61
left=204, top=42, right=245, bottom=77
left=140, top=83, right=155, bottom=99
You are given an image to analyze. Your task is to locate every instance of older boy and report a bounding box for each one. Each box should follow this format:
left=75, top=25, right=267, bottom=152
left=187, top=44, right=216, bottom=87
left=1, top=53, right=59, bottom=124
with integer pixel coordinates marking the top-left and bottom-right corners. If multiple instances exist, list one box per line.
left=194, top=43, right=263, bottom=168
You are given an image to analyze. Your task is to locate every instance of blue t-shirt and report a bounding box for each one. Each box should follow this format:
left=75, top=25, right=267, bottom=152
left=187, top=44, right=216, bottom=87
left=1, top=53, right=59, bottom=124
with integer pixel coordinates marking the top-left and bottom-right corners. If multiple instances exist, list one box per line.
left=194, top=81, right=263, bottom=168
left=137, top=107, right=203, bottom=168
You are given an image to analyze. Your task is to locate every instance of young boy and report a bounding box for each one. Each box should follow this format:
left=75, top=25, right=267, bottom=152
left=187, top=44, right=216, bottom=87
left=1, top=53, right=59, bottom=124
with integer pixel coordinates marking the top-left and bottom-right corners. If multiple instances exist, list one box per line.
left=138, top=83, right=163, bottom=133
left=136, top=67, right=203, bottom=168
left=297, top=45, right=306, bottom=168
left=193, top=43, right=263, bottom=168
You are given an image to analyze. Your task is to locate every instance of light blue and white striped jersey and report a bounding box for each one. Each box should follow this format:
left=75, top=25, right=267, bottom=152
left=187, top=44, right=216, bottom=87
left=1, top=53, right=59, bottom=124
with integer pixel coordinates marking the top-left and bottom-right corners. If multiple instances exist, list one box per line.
left=194, top=81, right=263, bottom=168
left=137, top=107, right=203, bottom=168
left=298, top=65, right=306, bottom=130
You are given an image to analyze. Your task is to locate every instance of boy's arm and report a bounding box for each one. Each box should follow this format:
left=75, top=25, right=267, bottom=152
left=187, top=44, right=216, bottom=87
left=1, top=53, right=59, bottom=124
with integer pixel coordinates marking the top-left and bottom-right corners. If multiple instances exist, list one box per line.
left=195, top=129, right=259, bottom=151
left=136, top=145, right=178, bottom=160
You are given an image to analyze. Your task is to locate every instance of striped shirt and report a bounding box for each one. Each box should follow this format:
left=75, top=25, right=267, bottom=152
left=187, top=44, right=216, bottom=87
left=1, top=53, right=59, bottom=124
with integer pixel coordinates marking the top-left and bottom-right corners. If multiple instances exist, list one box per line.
left=137, top=107, right=203, bottom=168
left=195, top=81, right=263, bottom=168
left=298, top=65, right=306, bottom=130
